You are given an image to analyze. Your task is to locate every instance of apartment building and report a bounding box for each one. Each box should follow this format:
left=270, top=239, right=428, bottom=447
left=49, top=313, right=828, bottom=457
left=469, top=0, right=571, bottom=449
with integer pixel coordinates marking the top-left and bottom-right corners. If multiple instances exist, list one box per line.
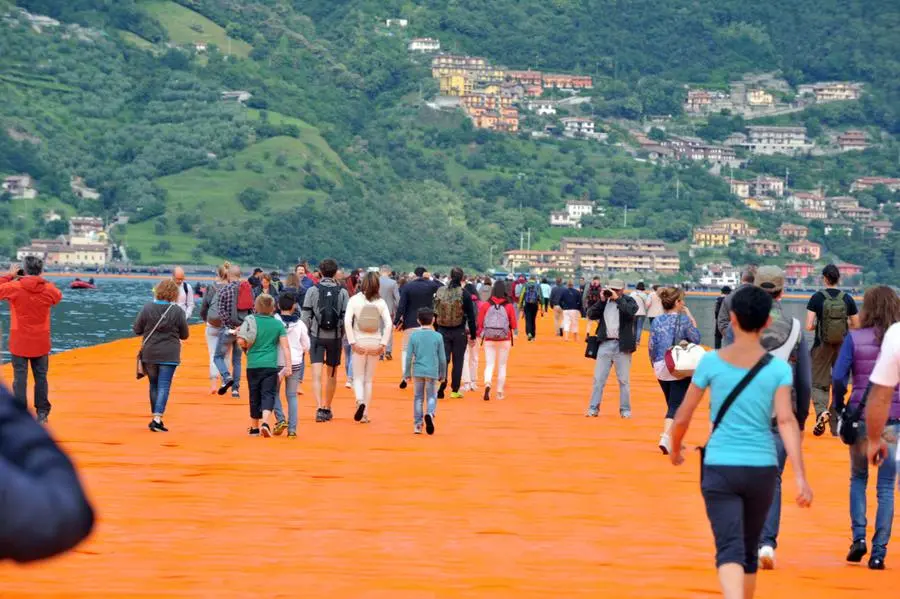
left=850, top=177, right=900, bottom=193
left=409, top=38, right=441, bottom=53
left=798, top=82, right=863, bottom=103
left=865, top=220, right=892, bottom=240
left=693, top=226, right=732, bottom=248
left=787, top=240, right=822, bottom=260
left=725, top=178, right=751, bottom=198
left=560, top=117, right=595, bottom=135
left=785, top=262, right=815, bottom=284
left=711, top=218, right=758, bottom=238
left=823, top=219, right=854, bottom=236
left=745, top=126, right=809, bottom=155
left=749, top=176, right=785, bottom=197
left=778, top=223, right=809, bottom=239
left=746, top=239, right=780, bottom=257
left=559, top=237, right=668, bottom=254
left=542, top=73, right=593, bottom=89
left=838, top=130, right=867, bottom=151
left=839, top=205, right=875, bottom=222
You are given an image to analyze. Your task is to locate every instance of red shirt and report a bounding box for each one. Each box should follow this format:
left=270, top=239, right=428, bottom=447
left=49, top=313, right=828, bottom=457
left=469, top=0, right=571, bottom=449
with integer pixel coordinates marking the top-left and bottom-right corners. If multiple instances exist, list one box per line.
left=0, top=275, right=63, bottom=357
left=476, top=297, right=517, bottom=341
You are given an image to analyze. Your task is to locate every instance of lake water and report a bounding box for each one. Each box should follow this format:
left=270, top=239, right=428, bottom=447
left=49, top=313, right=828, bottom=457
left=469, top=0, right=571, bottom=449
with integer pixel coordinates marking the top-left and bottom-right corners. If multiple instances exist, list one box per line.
left=0, top=277, right=816, bottom=359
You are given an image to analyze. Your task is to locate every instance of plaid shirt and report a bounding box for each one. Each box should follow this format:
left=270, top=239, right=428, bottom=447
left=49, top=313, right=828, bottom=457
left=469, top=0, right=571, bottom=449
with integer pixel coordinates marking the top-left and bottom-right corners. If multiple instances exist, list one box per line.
left=217, top=282, right=240, bottom=329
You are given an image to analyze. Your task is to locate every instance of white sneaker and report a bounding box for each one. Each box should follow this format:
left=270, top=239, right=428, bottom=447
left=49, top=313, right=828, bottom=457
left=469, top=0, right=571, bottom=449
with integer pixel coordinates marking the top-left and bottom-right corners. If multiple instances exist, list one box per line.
left=758, top=545, right=776, bottom=570
left=345, top=379, right=353, bottom=389
left=658, top=434, right=672, bottom=455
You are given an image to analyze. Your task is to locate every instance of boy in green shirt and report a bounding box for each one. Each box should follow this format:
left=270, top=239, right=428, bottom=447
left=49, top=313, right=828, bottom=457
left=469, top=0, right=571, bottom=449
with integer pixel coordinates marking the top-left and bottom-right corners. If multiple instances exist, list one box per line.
left=403, top=308, right=447, bottom=435
left=238, top=294, right=291, bottom=437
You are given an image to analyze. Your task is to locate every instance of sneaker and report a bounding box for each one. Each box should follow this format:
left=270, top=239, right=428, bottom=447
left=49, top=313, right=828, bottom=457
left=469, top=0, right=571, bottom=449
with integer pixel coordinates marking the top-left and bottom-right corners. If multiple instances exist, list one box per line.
left=345, top=379, right=353, bottom=389
left=527, top=334, right=534, bottom=341
left=354, top=403, right=367, bottom=422
left=315, top=408, right=328, bottom=423
left=620, top=411, right=632, bottom=419
left=247, top=427, right=260, bottom=436
left=847, top=540, right=867, bottom=562
left=497, top=392, right=505, bottom=400
left=260, top=423, right=272, bottom=438
left=385, top=352, right=393, bottom=361
left=813, top=411, right=829, bottom=437
left=414, top=424, right=424, bottom=434
left=36, top=413, right=48, bottom=425
left=324, top=409, right=334, bottom=422
left=287, top=431, right=298, bottom=439
left=450, top=391, right=463, bottom=399
left=425, top=414, right=435, bottom=435
left=869, top=557, right=885, bottom=570
left=148, top=420, right=167, bottom=432
left=218, top=378, right=234, bottom=396
left=437, top=383, right=446, bottom=400
left=399, top=379, right=408, bottom=389
left=273, top=420, right=288, bottom=436
left=483, top=385, right=491, bottom=401
left=758, top=545, right=775, bottom=570
left=585, top=409, right=599, bottom=417
left=658, top=433, right=671, bottom=455
left=231, top=390, right=240, bottom=399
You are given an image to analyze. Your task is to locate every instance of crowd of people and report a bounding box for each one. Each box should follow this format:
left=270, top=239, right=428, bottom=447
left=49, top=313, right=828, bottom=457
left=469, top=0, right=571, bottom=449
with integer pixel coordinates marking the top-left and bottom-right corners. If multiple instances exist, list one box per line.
left=3, top=254, right=900, bottom=592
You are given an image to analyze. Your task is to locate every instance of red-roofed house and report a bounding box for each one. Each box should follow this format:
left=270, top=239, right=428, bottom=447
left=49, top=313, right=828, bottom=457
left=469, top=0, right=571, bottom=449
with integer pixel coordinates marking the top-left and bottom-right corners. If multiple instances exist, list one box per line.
left=787, top=240, right=822, bottom=260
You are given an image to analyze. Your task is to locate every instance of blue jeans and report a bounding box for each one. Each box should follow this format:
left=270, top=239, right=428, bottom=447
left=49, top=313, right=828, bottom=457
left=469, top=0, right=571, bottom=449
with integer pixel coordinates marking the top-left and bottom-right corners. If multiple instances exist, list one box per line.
left=343, top=338, right=353, bottom=379
left=588, top=340, right=632, bottom=414
left=213, top=329, right=243, bottom=391
left=634, top=316, right=646, bottom=345
left=413, top=377, right=437, bottom=427
left=386, top=327, right=394, bottom=355
left=146, top=363, right=177, bottom=415
left=849, top=422, right=898, bottom=559
left=760, top=430, right=788, bottom=548
left=274, top=366, right=302, bottom=433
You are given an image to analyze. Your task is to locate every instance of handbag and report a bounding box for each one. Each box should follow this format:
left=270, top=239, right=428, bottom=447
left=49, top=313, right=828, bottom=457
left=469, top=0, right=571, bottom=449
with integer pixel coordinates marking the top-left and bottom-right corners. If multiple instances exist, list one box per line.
left=584, top=321, right=601, bottom=359
left=664, top=314, right=706, bottom=379
left=136, top=304, right=174, bottom=380
left=838, top=383, right=872, bottom=446
left=698, top=354, right=773, bottom=483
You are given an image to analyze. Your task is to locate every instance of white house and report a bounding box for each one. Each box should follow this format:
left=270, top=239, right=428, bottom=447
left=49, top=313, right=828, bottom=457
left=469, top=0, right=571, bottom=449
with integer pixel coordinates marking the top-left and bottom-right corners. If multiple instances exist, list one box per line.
left=527, top=101, right=557, bottom=116
left=560, top=117, right=595, bottom=135
left=408, top=37, right=440, bottom=53
left=549, top=200, right=596, bottom=228
left=221, top=90, right=252, bottom=103
left=385, top=18, right=408, bottom=28
left=2, top=174, right=37, bottom=199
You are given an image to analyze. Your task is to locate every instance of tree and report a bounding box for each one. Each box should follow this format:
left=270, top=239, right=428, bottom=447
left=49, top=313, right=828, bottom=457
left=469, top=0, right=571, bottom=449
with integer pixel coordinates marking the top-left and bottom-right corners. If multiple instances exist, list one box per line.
left=190, top=247, right=204, bottom=263
left=648, top=127, right=667, bottom=142
left=237, top=187, right=268, bottom=211
left=609, top=177, right=640, bottom=208
left=154, top=217, right=169, bottom=235
left=152, top=240, right=172, bottom=255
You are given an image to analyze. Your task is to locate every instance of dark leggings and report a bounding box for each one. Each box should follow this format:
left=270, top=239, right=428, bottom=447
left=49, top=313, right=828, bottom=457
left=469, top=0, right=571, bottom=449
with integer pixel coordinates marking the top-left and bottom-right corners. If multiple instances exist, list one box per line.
left=702, top=465, right=778, bottom=573
left=438, top=326, right=468, bottom=393
left=658, top=378, right=691, bottom=419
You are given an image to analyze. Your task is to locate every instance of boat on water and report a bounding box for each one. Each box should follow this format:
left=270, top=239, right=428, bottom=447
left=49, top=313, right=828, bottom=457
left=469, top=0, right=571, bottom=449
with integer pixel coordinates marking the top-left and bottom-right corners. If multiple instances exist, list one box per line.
left=70, top=278, right=97, bottom=290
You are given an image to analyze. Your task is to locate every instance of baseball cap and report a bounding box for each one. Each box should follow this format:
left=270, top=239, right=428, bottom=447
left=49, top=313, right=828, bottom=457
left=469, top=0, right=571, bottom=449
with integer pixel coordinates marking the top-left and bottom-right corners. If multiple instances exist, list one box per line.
left=608, top=279, right=625, bottom=290
left=755, top=266, right=784, bottom=293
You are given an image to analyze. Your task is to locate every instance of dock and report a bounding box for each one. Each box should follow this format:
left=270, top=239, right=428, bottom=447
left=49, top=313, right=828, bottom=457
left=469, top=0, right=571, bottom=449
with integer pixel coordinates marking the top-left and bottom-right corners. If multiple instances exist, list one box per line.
left=0, top=316, right=890, bottom=597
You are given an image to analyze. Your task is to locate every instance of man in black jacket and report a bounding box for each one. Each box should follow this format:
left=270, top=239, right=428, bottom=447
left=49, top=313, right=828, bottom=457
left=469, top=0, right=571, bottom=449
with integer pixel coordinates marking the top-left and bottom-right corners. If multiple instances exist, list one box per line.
left=584, top=279, right=638, bottom=419
left=395, top=266, right=442, bottom=371
left=0, top=378, right=94, bottom=562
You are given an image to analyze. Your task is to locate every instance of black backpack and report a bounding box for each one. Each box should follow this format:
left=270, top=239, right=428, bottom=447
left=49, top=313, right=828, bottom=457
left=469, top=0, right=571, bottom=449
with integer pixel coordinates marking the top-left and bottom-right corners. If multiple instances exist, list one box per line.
left=315, top=284, right=341, bottom=332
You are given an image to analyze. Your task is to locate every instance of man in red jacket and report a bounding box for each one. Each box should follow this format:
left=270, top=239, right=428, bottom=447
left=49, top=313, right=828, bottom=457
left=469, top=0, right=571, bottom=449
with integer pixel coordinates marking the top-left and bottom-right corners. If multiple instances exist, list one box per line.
left=0, top=257, right=63, bottom=423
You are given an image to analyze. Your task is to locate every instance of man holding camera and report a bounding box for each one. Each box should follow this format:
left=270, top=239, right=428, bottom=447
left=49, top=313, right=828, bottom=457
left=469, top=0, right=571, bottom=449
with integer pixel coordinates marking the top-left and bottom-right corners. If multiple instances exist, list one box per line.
left=584, top=279, right=639, bottom=419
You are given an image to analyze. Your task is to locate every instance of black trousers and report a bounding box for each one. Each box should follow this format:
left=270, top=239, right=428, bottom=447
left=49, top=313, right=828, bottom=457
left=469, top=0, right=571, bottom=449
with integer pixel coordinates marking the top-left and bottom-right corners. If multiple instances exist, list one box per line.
left=702, top=465, right=778, bottom=574
left=438, top=326, right=468, bottom=393
left=658, top=378, right=691, bottom=419
left=714, top=330, right=723, bottom=349
left=11, top=354, right=50, bottom=416
left=247, top=367, right=279, bottom=419
left=524, top=303, right=539, bottom=338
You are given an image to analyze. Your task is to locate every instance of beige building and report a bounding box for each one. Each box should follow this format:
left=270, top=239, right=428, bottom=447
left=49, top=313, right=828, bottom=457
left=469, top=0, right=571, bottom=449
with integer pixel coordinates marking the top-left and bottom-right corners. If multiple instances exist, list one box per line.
left=2, top=174, right=37, bottom=199
left=693, top=226, right=732, bottom=248
left=746, top=88, right=774, bottom=106
left=746, top=239, right=780, bottom=257
left=745, top=126, right=808, bottom=155
left=850, top=177, right=900, bottom=193
left=725, top=178, right=751, bottom=198
left=711, top=218, right=758, bottom=238
left=778, top=223, right=809, bottom=239
left=787, top=240, right=822, bottom=260
left=866, top=220, right=892, bottom=240
left=749, top=176, right=785, bottom=197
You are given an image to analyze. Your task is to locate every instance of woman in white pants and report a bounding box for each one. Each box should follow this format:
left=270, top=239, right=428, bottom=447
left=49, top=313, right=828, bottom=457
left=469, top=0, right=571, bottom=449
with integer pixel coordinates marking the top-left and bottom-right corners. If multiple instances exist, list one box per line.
left=477, top=281, right=517, bottom=401
left=344, top=272, right=392, bottom=423
left=198, top=263, right=230, bottom=394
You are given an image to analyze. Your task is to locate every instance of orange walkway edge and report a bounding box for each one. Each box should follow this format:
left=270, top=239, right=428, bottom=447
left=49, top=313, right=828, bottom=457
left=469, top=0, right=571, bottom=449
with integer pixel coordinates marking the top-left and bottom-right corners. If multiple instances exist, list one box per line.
left=0, top=316, right=894, bottom=597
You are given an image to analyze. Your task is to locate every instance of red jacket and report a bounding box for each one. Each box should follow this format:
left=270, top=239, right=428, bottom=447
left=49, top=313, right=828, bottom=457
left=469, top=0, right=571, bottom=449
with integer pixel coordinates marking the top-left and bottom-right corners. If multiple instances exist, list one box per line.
left=0, top=275, right=63, bottom=357
left=476, top=297, right=517, bottom=341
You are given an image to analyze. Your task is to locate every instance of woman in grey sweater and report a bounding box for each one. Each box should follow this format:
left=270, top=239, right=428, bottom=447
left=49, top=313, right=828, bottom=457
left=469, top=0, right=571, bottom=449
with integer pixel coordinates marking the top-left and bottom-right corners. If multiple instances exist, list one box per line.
left=133, top=280, right=190, bottom=432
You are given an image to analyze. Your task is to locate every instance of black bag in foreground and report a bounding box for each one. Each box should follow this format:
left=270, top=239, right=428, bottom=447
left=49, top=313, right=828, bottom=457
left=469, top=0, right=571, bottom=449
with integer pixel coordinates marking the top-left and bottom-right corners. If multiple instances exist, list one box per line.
left=584, top=335, right=601, bottom=359
left=838, top=383, right=872, bottom=446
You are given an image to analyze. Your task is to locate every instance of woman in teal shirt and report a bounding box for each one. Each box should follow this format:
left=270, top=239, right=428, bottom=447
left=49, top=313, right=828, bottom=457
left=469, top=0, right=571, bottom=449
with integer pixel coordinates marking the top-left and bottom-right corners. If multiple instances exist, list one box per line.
left=670, top=286, right=813, bottom=599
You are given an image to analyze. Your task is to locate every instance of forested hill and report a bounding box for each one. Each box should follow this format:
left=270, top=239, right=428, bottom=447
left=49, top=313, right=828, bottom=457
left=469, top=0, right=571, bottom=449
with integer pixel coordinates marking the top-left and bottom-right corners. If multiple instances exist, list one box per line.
left=1, top=0, right=898, bottom=271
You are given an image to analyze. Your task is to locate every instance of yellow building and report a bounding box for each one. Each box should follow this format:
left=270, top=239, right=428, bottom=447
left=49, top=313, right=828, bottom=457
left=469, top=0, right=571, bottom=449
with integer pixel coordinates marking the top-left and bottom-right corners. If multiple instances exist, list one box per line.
left=747, top=88, right=774, bottom=106
left=693, top=226, right=732, bottom=247
left=439, top=74, right=471, bottom=96
left=710, top=218, right=756, bottom=237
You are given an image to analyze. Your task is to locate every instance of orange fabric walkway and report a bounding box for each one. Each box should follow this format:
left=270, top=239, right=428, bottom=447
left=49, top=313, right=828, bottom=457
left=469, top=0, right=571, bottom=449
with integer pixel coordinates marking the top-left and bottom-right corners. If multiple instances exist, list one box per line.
left=1, top=315, right=894, bottom=597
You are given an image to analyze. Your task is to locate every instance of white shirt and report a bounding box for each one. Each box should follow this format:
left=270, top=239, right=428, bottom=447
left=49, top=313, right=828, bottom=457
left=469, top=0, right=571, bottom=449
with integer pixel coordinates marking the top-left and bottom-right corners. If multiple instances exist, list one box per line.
left=343, top=293, right=392, bottom=350
left=603, top=301, right=620, bottom=339
left=274, top=314, right=310, bottom=367
left=632, top=291, right=649, bottom=316
left=176, top=281, right=195, bottom=319
left=871, top=323, right=900, bottom=388
left=646, top=291, right=663, bottom=318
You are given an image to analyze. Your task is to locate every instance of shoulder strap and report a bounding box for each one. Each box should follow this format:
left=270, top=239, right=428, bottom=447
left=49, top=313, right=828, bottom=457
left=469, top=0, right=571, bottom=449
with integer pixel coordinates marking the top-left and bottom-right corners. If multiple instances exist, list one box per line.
left=857, top=382, right=873, bottom=412
left=141, top=304, right=174, bottom=349
left=710, top=353, right=774, bottom=434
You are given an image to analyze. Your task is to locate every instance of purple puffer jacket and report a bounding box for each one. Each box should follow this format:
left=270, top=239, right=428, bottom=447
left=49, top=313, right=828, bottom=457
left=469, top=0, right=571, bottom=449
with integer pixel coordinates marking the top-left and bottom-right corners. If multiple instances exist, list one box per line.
left=833, top=327, right=900, bottom=419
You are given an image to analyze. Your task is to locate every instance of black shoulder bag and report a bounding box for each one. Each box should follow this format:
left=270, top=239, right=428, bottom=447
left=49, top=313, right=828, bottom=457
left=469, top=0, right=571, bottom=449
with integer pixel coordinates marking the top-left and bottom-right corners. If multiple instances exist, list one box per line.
left=838, top=382, right=872, bottom=446
left=698, top=353, right=773, bottom=483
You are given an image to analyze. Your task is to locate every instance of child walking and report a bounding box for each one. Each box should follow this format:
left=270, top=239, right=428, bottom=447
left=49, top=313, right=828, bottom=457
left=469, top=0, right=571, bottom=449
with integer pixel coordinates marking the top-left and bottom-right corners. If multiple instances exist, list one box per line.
left=403, top=308, right=447, bottom=435
left=237, top=294, right=292, bottom=437
left=273, top=294, right=310, bottom=438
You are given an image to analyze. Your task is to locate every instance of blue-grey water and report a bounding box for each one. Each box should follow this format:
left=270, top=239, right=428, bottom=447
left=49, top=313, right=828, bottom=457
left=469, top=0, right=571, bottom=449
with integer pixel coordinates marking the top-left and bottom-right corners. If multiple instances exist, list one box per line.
left=0, top=278, right=815, bottom=359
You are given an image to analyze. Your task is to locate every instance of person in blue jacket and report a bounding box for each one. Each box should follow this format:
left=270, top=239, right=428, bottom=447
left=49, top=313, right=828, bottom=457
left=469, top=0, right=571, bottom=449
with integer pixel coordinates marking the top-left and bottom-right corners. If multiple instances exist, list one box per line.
left=0, top=378, right=95, bottom=562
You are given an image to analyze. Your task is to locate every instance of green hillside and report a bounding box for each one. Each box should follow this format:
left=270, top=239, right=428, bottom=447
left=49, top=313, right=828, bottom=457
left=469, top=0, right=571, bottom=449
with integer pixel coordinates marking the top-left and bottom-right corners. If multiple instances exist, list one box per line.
left=1, top=0, right=899, bottom=276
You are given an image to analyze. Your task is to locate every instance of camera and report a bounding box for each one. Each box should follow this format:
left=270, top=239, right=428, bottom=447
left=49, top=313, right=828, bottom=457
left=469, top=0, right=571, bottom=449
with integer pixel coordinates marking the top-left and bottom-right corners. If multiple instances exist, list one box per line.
left=602, top=289, right=613, bottom=298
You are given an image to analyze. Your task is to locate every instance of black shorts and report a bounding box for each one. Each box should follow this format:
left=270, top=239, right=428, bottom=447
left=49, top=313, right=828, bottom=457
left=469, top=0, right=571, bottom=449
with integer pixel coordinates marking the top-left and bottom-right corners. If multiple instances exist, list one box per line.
left=309, top=336, right=342, bottom=367
left=702, top=465, right=778, bottom=574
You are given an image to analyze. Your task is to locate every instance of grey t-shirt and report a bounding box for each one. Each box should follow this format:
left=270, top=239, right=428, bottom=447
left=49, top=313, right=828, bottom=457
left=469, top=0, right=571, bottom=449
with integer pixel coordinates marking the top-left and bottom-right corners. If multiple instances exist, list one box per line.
left=379, top=275, right=400, bottom=315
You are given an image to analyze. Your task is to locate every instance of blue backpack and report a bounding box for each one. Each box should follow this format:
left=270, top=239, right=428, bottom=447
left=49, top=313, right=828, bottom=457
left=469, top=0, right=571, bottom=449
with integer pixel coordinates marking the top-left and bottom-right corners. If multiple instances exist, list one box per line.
left=524, top=282, right=540, bottom=305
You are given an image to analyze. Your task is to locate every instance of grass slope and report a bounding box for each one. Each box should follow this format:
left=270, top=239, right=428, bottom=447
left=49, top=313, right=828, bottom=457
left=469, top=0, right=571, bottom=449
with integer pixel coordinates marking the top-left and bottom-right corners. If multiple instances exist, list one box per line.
left=122, top=130, right=348, bottom=264
left=142, top=0, right=252, bottom=57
